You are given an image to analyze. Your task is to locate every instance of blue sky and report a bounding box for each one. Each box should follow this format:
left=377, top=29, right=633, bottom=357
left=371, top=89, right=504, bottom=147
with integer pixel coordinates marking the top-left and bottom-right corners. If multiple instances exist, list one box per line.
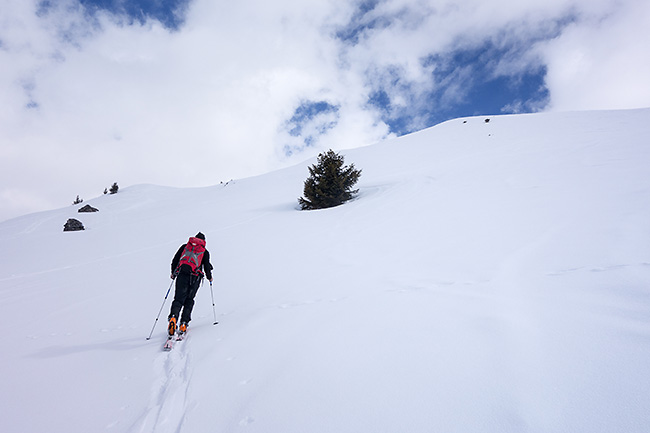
left=55, top=0, right=190, bottom=29
left=1, top=0, right=649, bottom=221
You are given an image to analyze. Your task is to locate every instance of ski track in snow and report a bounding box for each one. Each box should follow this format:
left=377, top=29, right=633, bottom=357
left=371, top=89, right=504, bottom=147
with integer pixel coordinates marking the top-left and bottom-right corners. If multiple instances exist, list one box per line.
left=130, top=336, right=194, bottom=433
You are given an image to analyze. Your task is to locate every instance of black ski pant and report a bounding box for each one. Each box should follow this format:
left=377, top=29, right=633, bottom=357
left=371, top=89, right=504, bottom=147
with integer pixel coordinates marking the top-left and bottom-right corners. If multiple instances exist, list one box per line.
left=168, top=272, right=202, bottom=324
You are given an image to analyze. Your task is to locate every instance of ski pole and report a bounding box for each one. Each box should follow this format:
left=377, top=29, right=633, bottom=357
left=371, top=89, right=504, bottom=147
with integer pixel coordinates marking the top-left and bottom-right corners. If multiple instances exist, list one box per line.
left=210, top=281, right=218, bottom=325
left=146, top=279, right=175, bottom=340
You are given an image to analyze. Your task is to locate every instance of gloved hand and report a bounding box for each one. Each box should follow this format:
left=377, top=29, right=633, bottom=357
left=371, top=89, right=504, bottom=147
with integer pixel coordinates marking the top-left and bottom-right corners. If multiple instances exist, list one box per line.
left=171, top=273, right=176, bottom=280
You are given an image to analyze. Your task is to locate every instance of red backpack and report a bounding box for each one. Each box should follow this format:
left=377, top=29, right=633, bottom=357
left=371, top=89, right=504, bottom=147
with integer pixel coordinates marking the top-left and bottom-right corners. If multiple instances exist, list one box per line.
left=177, top=237, right=206, bottom=275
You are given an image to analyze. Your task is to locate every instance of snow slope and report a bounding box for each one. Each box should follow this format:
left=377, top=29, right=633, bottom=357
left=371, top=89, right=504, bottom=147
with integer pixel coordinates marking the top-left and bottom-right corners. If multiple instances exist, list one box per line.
left=1, top=108, right=650, bottom=433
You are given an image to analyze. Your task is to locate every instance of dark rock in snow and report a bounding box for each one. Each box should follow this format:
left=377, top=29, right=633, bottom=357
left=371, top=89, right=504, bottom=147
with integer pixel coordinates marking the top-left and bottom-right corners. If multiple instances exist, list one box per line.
left=78, top=204, right=99, bottom=213
left=64, top=218, right=85, bottom=232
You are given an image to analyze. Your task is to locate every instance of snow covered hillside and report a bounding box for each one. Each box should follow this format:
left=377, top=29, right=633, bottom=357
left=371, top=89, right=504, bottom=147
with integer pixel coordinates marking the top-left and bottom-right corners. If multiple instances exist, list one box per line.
left=1, top=108, right=650, bottom=433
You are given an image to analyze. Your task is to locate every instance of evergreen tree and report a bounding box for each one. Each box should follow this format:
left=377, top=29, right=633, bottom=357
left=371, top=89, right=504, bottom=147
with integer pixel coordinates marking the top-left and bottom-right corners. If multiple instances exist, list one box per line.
left=298, top=149, right=361, bottom=210
left=109, top=182, right=119, bottom=194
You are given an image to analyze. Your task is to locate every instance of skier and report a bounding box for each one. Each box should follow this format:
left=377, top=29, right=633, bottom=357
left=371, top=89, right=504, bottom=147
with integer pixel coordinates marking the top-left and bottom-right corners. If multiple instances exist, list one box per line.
left=168, top=232, right=213, bottom=336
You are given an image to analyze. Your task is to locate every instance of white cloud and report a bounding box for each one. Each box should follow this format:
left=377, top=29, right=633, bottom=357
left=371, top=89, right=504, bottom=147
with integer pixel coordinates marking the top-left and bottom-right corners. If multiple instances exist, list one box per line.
left=538, top=0, right=650, bottom=111
left=1, top=0, right=648, bottom=222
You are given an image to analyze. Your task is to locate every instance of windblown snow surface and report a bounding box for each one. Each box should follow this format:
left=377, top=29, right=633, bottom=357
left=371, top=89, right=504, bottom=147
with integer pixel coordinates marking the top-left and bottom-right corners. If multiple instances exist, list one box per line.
left=1, top=109, right=650, bottom=433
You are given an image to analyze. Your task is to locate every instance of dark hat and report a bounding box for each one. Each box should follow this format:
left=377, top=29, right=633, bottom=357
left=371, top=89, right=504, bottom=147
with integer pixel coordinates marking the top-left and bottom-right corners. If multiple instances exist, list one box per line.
left=196, top=232, right=205, bottom=240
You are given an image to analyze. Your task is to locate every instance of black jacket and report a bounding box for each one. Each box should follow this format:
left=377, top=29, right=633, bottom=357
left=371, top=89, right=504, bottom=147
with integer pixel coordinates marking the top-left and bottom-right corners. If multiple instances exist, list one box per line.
left=171, top=244, right=213, bottom=280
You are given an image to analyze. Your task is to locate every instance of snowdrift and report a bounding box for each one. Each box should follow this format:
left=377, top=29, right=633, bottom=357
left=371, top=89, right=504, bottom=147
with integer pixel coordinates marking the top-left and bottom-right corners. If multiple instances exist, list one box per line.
left=1, top=108, right=649, bottom=433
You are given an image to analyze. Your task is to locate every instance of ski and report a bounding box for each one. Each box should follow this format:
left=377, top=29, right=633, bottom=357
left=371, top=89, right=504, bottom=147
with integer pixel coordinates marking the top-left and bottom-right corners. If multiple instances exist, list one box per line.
left=163, top=336, right=174, bottom=351
left=163, top=331, right=186, bottom=350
